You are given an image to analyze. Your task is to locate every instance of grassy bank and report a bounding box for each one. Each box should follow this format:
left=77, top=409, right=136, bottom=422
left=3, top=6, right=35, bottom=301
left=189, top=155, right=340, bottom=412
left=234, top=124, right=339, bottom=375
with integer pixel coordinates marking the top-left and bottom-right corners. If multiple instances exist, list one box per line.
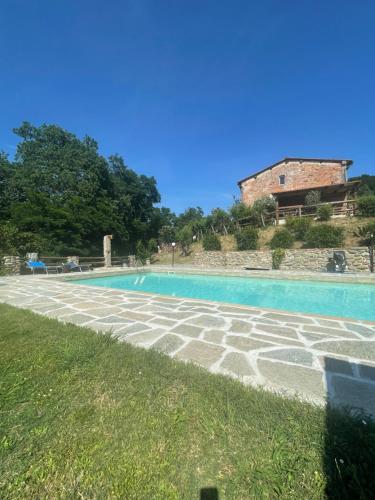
left=152, top=216, right=375, bottom=266
left=1, top=304, right=374, bottom=498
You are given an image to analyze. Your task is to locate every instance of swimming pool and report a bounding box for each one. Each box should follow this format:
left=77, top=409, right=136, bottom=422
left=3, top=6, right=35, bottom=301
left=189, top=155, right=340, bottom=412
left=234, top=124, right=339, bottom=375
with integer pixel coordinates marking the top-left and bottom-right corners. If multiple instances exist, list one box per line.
left=73, top=272, right=375, bottom=321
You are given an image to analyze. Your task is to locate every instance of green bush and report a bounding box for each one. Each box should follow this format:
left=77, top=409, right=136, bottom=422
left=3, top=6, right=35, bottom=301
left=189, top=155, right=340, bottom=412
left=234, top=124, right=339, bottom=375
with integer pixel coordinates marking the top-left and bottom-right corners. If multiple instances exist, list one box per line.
left=0, top=222, right=47, bottom=255
left=176, top=225, right=193, bottom=256
left=269, top=229, right=295, bottom=249
left=304, top=225, right=344, bottom=248
left=148, top=238, right=158, bottom=254
left=355, top=221, right=375, bottom=245
left=285, top=217, right=312, bottom=240
left=357, top=195, right=375, bottom=217
left=252, top=196, right=277, bottom=227
left=135, top=241, right=150, bottom=264
left=235, top=227, right=259, bottom=250
left=316, top=203, right=333, bottom=221
left=202, top=233, right=222, bottom=251
left=272, top=248, right=285, bottom=269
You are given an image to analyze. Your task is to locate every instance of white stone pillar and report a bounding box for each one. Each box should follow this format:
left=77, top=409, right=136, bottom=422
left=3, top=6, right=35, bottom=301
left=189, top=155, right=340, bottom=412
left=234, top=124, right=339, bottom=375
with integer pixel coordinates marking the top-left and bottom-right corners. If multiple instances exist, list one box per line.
left=2, top=256, right=21, bottom=275
left=103, top=235, right=113, bottom=267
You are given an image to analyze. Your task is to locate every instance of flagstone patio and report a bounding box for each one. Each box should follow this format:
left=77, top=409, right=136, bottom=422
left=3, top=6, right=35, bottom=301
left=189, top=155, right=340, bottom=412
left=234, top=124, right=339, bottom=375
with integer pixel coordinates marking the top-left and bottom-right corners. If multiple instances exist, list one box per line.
left=1, top=272, right=375, bottom=416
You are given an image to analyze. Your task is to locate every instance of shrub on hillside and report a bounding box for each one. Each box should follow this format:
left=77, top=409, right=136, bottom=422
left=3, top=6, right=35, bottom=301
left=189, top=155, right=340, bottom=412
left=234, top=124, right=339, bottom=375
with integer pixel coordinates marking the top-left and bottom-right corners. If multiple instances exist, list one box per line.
left=136, top=241, right=149, bottom=264
left=357, top=195, right=375, bottom=217
left=304, top=224, right=344, bottom=248
left=235, top=227, right=259, bottom=250
left=176, top=225, right=193, bottom=256
left=202, top=233, right=222, bottom=251
left=355, top=221, right=375, bottom=246
left=285, top=217, right=312, bottom=240
left=272, top=248, right=285, bottom=269
left=269, top=229, right=295, bottom=249
left=317, top=203, right=333, bottom=221
left=148, top=238, right=158, bottom=254
left=252, top=196, right=277, bottom=227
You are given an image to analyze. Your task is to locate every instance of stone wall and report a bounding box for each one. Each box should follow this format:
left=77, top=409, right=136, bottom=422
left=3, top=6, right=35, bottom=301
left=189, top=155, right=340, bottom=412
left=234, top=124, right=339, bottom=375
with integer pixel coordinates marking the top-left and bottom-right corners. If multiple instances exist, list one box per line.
left=240, top=159, right=347, bottom=206
left=1, top=256, right=21, bottom=275
left=280, top=247, right=370, bottom=273
left=194, top=247, right=371, bottom=273
left=194, top=251, right=272, bottom=269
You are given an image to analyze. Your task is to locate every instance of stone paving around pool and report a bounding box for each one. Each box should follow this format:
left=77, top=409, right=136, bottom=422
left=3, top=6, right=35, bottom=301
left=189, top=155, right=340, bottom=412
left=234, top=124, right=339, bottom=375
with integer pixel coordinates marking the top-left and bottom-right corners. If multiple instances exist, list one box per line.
left=1, top=274, right=375, bottom=416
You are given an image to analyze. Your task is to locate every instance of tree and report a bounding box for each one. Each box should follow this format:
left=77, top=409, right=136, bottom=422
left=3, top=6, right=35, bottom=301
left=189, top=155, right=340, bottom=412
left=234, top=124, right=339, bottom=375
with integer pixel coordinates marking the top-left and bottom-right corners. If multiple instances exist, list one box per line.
left=252, top=196, right=276, bottom=227
left=229, top=200, right=252, bottom=225
left=349, top=174, right=375, bottom=196
left=0, top=152, right=13, bottom=219
left=176, top=207, right=206, bottom=240
left=159, top=225, right=176, bottom=245
left=176, top=207, right=204, bottom=228
left=357, top=195, right=375, bottom=217
left=0, top=222, right=46, bottom=255
left=154, top=207, right=177, bottom=245
left=176, top=225, right=193, bottom=256
left=0, top=122, right=162, bottom=255
left=209, top=208, right=232, bottom=234
left=107, top=154, right=160, bottom=247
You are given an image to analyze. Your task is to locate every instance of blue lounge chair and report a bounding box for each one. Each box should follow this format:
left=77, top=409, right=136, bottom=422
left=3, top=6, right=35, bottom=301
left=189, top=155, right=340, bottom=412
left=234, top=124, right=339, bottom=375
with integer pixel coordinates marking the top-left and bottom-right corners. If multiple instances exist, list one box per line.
left=62, top=261, right=92, bottom=273
left=26, top=260, right=47, bottom=274
left=26, top=260, right=62, bottom=275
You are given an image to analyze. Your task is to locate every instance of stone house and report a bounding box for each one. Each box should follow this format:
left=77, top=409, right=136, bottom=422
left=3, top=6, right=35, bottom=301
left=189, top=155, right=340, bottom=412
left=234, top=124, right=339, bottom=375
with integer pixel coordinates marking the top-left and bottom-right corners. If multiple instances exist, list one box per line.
left=238, top=158, right=359, bottom=211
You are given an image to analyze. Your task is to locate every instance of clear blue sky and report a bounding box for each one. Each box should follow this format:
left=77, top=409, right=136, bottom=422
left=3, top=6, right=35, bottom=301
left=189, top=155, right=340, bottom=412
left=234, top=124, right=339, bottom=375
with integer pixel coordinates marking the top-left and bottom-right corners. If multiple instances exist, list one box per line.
left=1, top=0, right=374, bottom=214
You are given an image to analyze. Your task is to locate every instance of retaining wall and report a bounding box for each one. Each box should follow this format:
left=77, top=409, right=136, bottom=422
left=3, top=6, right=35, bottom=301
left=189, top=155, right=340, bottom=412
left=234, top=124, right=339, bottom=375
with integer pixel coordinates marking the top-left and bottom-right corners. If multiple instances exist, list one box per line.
left=194, top=247, right=371, bottom=273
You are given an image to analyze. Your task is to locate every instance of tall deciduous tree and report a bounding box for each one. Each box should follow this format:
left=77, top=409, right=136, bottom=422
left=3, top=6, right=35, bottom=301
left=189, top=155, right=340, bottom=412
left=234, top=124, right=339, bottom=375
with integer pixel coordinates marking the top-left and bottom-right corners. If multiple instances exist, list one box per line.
left=0, top=122, right=162, bottom=255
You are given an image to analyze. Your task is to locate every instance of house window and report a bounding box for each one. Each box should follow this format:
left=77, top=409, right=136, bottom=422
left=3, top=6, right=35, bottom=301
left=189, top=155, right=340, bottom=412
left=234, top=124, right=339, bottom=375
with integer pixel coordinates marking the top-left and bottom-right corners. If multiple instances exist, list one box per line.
left=279, top=175, right=285, bottom=185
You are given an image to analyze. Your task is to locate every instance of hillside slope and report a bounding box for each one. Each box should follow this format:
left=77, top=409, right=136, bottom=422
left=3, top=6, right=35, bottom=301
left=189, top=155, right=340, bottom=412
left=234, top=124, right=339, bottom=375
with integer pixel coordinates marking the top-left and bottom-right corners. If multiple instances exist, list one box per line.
left=152, top=217, right=375, bottom=265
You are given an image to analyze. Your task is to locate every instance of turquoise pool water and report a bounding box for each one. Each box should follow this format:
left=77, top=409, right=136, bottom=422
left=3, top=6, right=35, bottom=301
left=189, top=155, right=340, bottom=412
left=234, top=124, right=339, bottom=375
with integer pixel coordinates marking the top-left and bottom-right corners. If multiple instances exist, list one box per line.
left=73, top=272, right=375, bottom=321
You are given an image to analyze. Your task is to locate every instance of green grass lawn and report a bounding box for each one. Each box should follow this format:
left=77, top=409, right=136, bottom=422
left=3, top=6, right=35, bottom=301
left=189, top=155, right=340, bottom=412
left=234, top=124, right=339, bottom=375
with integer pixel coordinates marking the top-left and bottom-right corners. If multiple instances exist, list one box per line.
left=1, top=304, right=374, bottom=499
